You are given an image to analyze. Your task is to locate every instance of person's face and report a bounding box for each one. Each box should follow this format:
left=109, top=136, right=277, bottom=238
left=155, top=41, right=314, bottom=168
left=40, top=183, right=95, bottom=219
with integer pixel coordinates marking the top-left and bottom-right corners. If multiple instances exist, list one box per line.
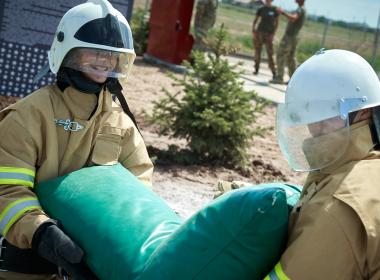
left=307, top=116, right=345, bottom=137
left=265, top=0, right=272, bottom=5
left=77, top=49, right=118, bottom=83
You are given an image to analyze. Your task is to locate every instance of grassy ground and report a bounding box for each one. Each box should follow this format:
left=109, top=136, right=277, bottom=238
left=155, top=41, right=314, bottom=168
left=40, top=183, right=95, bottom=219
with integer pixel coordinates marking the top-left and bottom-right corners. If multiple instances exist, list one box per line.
left=132, top=1, right=380, bottom=72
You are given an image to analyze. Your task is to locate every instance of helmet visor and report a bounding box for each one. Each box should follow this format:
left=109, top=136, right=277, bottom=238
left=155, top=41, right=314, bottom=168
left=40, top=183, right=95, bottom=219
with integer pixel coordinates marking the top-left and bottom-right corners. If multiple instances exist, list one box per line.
left=62, top=48, right=133, bottom=82
left=74, top=14, right=133, bottom=50
left=277, top=102, right=350, bottom=171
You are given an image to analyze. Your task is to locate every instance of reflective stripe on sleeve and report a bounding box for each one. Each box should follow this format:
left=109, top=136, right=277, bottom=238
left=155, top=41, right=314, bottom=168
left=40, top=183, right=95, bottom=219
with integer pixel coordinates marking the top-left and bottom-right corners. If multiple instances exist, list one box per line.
left=0, top=197, right=41, bottom=236
left=264, top=263, right=290, bottom=280
left=0, top=167, right=35, bottom=188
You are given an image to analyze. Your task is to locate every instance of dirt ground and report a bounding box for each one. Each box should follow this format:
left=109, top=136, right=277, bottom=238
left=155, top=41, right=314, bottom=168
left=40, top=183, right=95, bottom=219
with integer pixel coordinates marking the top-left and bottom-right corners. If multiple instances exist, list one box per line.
left=0, top=57, right=306, bottom=218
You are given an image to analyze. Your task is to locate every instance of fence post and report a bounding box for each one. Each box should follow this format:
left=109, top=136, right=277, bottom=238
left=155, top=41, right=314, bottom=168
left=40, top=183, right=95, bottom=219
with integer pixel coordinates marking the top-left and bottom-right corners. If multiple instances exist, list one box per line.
left=371, top=9, right=380, bottom=67
left=362, top=18, right=368, bottom=42
left=320, top=19, right=330, bottom=48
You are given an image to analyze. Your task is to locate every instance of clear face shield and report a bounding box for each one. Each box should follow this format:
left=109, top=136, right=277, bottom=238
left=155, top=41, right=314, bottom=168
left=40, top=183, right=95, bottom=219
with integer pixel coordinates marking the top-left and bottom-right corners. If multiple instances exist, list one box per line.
left=276, top=97, right=367, bottom=172
left=60, top=13, right=135, bottom=83
left=61, top=48, right=134, bottom=83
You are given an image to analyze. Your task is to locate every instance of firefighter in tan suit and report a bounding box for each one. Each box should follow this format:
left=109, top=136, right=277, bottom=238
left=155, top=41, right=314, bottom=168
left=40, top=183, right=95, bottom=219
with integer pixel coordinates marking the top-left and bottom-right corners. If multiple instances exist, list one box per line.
left=265, top=49, right=380, bottom=279
left=0, top=0, right=153, bottom=279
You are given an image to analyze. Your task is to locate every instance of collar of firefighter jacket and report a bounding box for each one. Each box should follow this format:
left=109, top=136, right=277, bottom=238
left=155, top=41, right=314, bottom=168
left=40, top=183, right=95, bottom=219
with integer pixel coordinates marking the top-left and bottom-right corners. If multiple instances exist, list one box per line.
left=304, top=119, right=375, bottom=187
left=59, top=85, right=113, bottom=120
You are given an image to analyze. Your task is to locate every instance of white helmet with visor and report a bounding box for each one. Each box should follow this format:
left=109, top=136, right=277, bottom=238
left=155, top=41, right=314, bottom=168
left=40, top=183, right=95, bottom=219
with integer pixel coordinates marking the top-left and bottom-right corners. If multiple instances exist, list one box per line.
left=277, top=49, right=380, bottom=171
left=48, top=0, right=135, bottom=82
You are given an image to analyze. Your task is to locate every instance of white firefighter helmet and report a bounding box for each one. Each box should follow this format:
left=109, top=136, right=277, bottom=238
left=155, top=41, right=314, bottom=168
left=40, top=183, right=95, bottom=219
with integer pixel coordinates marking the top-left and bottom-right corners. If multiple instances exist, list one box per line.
left=276, top=49, right=380, bottom=171
left=48, top=0, right=135, bottom=81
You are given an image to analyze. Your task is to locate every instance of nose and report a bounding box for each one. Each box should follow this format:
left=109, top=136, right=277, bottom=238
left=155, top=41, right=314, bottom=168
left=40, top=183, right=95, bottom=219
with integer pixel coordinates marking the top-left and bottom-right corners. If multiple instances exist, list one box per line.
left=95, top=51, right=115, bottom=66
left=96, top=51, right=110, bottom=61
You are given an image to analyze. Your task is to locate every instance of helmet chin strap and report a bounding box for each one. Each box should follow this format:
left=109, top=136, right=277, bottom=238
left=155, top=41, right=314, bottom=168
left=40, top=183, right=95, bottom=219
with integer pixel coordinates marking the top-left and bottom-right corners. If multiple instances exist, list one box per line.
left=106, top=78, right=142, bottom=136
left=371, top=106, right=380, bottom=148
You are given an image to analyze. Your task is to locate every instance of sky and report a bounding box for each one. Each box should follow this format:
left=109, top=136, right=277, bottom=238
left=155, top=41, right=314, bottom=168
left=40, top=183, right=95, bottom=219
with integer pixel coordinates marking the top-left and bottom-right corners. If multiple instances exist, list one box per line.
left=273, top=0, right=380, bottom=28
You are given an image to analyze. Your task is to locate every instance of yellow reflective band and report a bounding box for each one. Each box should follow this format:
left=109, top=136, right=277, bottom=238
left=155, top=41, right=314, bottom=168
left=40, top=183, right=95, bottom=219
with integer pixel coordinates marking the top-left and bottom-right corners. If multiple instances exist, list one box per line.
left=274, top=263, right=290, bottom=280
left=264, top=262, right=291, bottom=280
left=0, top=197, right=41, bottom=236
left=0, top=167, right=35, bottom=176
left=0, top=179, right=34, bottom=188
left=0, top=167, right=35, bottom=188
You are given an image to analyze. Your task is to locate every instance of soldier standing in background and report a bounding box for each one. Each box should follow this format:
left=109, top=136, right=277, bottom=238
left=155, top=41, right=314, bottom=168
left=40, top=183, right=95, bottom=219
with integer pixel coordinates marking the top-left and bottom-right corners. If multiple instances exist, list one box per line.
left=252, top=0, right=279, bottom=79
left=193, top=0, right=219, bottom=51
left=271, top=0, right=306, bottom=84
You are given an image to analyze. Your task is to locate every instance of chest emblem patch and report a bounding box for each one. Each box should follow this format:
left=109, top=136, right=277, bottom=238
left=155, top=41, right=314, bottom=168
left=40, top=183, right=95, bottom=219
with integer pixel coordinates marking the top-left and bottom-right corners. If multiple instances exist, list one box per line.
left=55, top=119, right=84, bottom=132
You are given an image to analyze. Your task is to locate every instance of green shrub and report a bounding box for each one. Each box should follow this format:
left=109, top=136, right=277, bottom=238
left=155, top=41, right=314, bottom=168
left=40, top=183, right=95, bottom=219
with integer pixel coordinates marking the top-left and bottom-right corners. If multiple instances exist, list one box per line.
left=149, top=25, right=268, bottom=167
left=296, top=40, right=321, bottom=64
left=131, top=8, right=149, bottom=56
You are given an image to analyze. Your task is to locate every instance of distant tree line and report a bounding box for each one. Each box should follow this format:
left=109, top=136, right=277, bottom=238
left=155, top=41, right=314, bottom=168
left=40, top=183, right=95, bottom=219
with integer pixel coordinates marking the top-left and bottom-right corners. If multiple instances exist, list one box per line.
left=309, top=15, right=376, bottom=33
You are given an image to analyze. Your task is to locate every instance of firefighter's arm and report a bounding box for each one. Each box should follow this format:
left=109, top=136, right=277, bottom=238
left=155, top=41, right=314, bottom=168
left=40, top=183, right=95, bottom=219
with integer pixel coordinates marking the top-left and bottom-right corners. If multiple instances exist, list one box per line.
left=0, top=113, right=50, bottom=249
left=120, top=124, right=154, bottom=187
left=264, top=205, right=364, bottom=280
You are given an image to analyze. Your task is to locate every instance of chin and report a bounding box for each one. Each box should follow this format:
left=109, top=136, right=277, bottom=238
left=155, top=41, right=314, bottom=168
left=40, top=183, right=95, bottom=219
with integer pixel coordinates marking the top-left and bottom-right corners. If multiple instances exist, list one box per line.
left=87, top=75, right=107, bottom=83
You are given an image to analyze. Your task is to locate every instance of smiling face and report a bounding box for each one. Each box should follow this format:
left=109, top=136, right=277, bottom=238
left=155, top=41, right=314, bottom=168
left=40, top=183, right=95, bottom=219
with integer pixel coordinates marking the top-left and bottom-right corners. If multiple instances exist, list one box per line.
left=77, top=49, right=118, bottom=83
left=61, top=47, right=133, bottom=83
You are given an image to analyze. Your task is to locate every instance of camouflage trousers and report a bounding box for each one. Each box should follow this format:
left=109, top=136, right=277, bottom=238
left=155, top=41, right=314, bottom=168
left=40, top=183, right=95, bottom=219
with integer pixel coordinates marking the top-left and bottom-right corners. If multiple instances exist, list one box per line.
left=276, top=35, right=299, bottom=81
left=253, top=31, right=276, bottom=75
left=193, top=26, right=210, bottom=51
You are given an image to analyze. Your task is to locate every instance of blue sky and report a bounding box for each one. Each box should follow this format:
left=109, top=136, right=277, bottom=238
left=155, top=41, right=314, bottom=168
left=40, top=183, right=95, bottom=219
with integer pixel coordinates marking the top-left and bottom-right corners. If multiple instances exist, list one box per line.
left=273, top=0, right=380, bottom=28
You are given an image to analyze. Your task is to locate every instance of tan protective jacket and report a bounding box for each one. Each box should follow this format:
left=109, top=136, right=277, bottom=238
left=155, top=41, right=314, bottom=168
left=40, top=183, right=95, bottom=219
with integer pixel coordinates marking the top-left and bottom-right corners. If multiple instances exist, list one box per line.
left=266, top=120, right=380, bottom=279
left=0, top=85, right=153, bottom=249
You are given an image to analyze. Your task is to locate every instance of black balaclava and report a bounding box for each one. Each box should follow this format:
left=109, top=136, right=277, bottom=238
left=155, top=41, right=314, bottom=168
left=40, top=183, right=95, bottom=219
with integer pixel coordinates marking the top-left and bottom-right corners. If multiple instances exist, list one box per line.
left=56, top=67, right=104, bottom=94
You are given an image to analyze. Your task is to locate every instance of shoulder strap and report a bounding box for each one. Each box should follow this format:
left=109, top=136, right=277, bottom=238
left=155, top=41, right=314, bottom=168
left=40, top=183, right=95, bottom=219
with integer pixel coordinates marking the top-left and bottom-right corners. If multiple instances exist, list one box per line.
left=106, top=78, right=142, bottom=136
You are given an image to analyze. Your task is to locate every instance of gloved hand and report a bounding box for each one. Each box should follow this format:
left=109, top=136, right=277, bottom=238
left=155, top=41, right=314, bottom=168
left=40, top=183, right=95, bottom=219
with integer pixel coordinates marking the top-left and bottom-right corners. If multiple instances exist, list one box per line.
left=32, top=221, right=98, bottom=280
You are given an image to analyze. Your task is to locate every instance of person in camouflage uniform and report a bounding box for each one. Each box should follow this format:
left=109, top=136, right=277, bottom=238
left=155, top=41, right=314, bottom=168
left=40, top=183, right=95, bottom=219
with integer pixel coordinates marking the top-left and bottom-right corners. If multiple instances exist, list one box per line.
left=271, top=0, right=306, bottom=84
left=252, top=0, right=279, bottom=79
left=193, top=0, right=219, bottom=51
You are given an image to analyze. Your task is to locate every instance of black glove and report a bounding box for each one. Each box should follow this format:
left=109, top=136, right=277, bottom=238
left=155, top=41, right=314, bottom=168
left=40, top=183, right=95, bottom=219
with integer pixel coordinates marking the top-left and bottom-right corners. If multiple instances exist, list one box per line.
left=32, top=221, right=98, bottom=280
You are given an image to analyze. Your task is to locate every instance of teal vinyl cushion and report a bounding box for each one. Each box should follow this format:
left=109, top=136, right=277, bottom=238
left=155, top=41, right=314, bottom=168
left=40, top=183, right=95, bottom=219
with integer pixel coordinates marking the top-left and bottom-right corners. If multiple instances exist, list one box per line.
left=138, top=183, right=301, bottom=280
left=36, top=163, right=301, bottom=280
left=36, top=164, right=182, bottom=280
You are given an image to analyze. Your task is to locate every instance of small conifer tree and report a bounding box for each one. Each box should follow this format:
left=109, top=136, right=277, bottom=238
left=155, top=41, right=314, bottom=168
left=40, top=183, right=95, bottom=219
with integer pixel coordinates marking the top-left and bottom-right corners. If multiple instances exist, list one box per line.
left=150, top=25, right=268, bottom=167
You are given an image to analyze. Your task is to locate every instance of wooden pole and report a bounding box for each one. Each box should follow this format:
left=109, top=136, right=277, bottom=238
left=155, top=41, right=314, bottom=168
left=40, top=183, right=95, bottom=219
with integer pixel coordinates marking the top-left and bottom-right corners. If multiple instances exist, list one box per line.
left=371, top=9, right=380, bottom=66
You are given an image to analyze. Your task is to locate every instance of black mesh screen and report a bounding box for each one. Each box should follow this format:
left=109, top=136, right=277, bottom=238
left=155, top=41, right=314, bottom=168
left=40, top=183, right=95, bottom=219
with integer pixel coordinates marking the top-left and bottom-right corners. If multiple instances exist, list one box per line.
left=0, top=0, right=133, bottom=97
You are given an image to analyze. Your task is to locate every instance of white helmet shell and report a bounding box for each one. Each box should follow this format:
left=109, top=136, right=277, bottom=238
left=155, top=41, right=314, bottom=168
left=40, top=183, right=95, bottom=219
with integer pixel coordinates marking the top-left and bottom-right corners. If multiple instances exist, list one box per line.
left=277, top=49, right=380, bottom=171
left=283, top=49, right=380, bottom=126
left=48, top=0, right=135, bottom=75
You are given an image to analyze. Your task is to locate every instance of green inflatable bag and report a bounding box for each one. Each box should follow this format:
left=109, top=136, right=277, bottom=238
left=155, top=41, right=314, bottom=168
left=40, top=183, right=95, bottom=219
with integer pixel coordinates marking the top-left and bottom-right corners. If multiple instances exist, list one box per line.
left=36, top=164, right=301, bottom=280
left=138, top=184, right=300, bottom=280
left=36, top=164, right=182, bottom=280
